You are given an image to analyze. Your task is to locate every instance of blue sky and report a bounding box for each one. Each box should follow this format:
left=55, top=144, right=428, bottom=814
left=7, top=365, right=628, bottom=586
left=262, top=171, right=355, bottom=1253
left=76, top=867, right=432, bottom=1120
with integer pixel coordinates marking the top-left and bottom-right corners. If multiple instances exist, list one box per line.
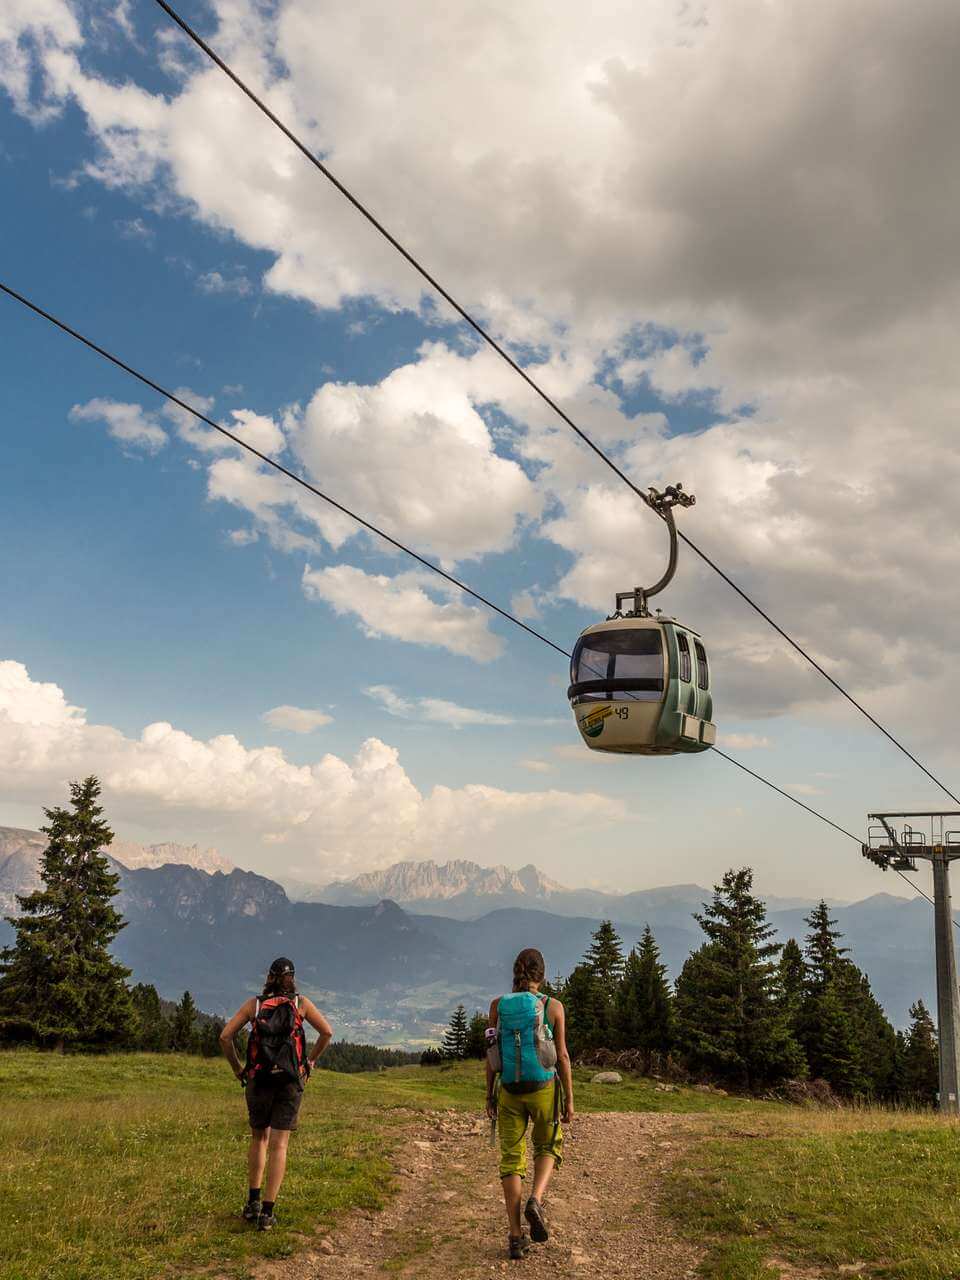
left=1, top=0, right=958, bottom=901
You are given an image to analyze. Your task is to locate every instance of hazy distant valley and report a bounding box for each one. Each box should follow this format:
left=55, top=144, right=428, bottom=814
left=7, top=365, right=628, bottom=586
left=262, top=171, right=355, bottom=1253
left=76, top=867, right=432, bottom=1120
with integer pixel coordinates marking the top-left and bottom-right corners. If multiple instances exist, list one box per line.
left=0, top=828, right=941, bottom=1042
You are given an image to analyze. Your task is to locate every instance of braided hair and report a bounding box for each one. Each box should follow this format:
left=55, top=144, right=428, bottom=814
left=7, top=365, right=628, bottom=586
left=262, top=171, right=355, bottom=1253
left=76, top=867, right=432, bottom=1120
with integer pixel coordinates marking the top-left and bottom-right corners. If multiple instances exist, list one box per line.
left=512, top=947, right=546, bottom=992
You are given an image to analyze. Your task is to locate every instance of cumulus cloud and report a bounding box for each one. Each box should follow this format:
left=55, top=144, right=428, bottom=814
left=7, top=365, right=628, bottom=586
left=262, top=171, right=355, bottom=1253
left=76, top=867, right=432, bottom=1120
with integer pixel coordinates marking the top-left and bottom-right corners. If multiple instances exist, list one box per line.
left=70, top=398, right=168, bottom=452
left=289, top=347, right=541, bottom=565
left=303, top=565, right=504, bottom=662
left=717, top=733, right=771, bottom=751
left=368, top=686, right=514, bottom=727
left=262, top=705, right=333, bottom=733
left=366, top=685, right=558, bottom=728
left=197, top=269, right=252, bottom=297
left=0, top=659, right=619, bottom=875
left=16, top=0, right=960, bottom=742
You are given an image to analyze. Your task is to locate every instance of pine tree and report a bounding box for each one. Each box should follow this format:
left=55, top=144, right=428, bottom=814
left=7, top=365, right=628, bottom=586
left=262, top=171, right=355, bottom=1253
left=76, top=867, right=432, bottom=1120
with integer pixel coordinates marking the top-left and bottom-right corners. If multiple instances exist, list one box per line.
left=674, top=868, right=803, bottom=1089
left=615, top=926, right=673, bottom=1069
left=170, top=991, right=200, bottom=1053
left=441, top=1004, right=469, bottom=1058
left=810, top=979, right=866, bottom=1095
left=586, top=921, right=626, bottom=987
left=0, top=777, right=135, bottom=1050
left=797, top=905, right=897, bottom=1100
left=199, top=1017, right=226, bottom=1058
left=129, top=982, right=171, bottom=1052
left=562, top=962, right=605, bottom=1057
left=901, top=999, right=938, bottom=1106
left=465, top=1010, right=488, bottom=1059
left=803, top=901, right=848, bottom=988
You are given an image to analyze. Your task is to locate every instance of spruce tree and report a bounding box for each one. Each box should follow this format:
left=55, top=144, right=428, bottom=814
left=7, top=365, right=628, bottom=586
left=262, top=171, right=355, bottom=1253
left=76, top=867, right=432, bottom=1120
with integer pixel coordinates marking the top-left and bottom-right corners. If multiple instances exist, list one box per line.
left=199, top=1017, right=226, bottom=1058
left=129, top=982, right=171, bottom=1052
left=170, top=991, right=200, bottom=1052
left=465, top=1010, right=488, bottom=1059
left=803, top=901, right=848, bottom=987
left=562, top=962, right=605, bottom=1057
left=811, top=980, right=867, bottom=1095
left=441, top=1004, right=469, bottom=1058
left=674, top=868, right=803, bottom=1089
left=901, top=999, right=939, bottom=1106
left=586, top=921, right=626, bottom=987
left=0, top=776, right=135, bottom=1050
left=615, top=926, right=673, bottom=1068
left=798, top=905, right=897, bottom=1100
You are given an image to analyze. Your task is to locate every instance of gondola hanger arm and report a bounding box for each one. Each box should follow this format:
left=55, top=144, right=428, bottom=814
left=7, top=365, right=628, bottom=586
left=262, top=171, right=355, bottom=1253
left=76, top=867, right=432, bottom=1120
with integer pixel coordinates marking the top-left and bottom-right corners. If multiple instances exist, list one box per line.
left=613, top=483, right=695, bottom=618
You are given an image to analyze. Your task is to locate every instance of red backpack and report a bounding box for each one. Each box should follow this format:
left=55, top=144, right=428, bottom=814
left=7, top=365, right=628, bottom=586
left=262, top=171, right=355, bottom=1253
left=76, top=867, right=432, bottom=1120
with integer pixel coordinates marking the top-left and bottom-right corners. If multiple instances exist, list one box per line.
left=245, top=995, right=308, bottom=1087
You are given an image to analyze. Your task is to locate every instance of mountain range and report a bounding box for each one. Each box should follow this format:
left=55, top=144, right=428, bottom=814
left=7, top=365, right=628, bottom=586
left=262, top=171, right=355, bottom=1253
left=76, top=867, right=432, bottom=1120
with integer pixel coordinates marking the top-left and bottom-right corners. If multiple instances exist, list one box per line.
left=308, top=857, right=834, bottom=922
left=0, top=828, right=941, bottom=1042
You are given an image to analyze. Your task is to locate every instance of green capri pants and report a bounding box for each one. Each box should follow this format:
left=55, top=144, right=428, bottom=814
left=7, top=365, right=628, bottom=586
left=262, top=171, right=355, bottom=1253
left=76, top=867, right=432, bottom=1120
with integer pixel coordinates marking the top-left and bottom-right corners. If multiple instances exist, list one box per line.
left=498, top=1080, right=563, bottom=1179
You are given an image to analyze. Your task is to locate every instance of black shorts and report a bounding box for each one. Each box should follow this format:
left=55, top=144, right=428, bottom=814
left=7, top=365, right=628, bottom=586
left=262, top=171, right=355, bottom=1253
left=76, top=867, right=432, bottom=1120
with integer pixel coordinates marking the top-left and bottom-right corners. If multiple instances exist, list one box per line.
left=246, top=1076, right=303, bottom=1131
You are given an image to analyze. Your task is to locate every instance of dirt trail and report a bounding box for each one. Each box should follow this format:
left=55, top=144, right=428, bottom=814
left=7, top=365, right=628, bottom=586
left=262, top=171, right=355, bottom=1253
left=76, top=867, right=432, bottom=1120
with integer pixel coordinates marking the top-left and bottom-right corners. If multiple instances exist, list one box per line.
left=258, top=1109, right=703, bottom=1279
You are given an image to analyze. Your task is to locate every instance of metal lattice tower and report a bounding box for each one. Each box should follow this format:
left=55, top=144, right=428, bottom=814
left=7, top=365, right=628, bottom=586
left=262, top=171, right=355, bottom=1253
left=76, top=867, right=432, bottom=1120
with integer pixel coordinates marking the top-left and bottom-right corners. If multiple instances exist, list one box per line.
left=863, top=811, right=960, bottom=1113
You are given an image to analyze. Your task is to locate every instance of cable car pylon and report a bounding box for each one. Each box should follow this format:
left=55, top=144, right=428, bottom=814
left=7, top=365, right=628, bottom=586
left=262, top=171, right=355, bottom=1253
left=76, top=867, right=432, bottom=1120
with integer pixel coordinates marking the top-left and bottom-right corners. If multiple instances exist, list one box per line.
left=568, top=484, right=717, bottom=755
left=863, top=811, right=960, bottom=1113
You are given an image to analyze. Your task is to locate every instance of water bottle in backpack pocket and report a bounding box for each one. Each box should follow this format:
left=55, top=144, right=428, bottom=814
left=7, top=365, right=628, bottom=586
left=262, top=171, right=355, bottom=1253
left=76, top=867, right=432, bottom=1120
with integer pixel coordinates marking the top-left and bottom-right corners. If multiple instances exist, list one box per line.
left=493, top=992, right=557, bottom=1093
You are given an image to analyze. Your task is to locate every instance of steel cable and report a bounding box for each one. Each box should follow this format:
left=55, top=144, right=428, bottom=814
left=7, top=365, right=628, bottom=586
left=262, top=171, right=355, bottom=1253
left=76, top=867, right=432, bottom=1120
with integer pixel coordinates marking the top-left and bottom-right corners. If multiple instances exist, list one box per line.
left=150, top=0, right=960, bottom=807
left=1, top=277, right=945, bottom=920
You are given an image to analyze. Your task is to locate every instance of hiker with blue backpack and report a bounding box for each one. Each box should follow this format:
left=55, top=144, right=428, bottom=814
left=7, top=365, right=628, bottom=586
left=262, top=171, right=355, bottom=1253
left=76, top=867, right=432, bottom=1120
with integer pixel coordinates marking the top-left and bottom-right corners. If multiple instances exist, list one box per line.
left=485, top=947, right=575, bottom=1261
left=219, top=957, right=333, bottom=1230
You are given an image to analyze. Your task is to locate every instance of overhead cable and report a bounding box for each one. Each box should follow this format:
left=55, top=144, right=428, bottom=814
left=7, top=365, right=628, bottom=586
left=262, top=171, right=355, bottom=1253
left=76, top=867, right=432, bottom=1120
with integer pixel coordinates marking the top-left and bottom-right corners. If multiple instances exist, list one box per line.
left=0, top=281, right=566, bottom=660
left=151, top=0, right=960, bottom=809
left=3, top=277, right=945, bottom=925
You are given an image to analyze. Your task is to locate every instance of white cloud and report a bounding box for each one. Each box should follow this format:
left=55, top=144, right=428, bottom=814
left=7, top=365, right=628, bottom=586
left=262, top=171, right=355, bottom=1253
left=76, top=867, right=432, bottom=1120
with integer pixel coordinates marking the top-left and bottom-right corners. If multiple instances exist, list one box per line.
left=227, top=528, right=258, bottom=546
left=784, top=782, right=824, bottom=797
left=288, top=346, right=541, bottom=565
left=69, top=398, right=167, bottom=453
left=519, top=759, right=551, bottom=773
left=718, top=733, right=771, bottom=751
left=366, top=684, right=563, bottom=728
left=114, top=216, right=154, bottom=244
left=303, top=565, right=504, bottom=662
left=0, top=659, right=619, bottom=876
left=0, top=0, right=79, bottom=121
left=19, top=0, right=960, bottom=739
left=367, top=685, right=515, bottom=728
left=197, top=269, right=252, bottom=297
left=262, top=705, right=333, bottom=733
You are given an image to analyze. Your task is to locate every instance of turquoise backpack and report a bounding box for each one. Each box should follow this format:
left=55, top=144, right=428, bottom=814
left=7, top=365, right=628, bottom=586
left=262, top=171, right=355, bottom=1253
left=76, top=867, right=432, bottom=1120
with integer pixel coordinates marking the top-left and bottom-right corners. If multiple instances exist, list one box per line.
left=489, top=991, right=557, bottom=1093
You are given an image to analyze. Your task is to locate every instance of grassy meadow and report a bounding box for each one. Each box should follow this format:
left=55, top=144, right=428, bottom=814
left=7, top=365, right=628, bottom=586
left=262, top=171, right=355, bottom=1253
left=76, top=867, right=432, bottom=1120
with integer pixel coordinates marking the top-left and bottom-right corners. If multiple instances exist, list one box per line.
left=670, top=1105, right=960, bottom=1280
left=0, top=1050, right=743, bottom=1280
left=4, top=1050, right=960, bottom=1280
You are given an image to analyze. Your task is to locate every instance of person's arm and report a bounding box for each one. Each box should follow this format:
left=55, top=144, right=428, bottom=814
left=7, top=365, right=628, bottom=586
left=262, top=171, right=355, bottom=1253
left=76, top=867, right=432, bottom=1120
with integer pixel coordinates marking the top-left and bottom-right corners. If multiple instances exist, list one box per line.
left=219, top=997, right=257, bottom=1080
left=484, top=998, right=499, bottom=1118
left=548, top=999, right=575, bottom=1123
left=300, top=997, right=334, bottom=1072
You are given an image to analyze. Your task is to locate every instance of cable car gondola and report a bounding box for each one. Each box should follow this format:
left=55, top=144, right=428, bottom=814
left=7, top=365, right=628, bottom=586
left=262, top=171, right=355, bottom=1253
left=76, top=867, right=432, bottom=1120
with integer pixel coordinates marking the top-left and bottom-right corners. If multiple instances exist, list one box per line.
left=568, top=484, right=716, bottom=755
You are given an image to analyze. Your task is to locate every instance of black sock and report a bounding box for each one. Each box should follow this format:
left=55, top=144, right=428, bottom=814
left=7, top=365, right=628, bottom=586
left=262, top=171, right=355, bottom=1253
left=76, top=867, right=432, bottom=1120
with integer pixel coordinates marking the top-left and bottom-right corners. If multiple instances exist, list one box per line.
left=248, top=1188, right=261, bottom=1203
left=262, top=1200, right=275, bottom=1216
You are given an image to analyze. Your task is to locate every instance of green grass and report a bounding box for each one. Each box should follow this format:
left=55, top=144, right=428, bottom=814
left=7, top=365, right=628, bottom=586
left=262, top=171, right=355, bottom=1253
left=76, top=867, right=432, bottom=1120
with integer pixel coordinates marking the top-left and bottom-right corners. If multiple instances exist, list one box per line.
left=0, top=1051, right=749, bottom=1280
left=669, top=1107, right=960, bottom=1280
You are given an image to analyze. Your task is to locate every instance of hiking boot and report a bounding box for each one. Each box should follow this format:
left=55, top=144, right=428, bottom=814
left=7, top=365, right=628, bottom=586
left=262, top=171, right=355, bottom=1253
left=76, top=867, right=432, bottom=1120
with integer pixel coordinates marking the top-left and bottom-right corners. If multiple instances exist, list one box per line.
left=524, top=1196, right=548, bottom=1243
left=257, top=1209, right=278, bottom=1231
left=508, top=1234, right=530, bottom=1261
left=242, top=1201, right=261, bottom=1224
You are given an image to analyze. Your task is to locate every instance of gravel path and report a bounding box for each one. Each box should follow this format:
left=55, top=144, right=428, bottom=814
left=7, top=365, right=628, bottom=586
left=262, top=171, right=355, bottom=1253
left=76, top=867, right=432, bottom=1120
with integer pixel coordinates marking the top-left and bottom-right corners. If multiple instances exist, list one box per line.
left=257, top=1109, right=703, bottom=1279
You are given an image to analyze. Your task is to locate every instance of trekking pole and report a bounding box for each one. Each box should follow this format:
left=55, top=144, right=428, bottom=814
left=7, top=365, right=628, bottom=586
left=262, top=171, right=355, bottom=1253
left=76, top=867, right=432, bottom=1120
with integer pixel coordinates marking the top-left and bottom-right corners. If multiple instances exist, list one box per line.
left=489, top=1074, right=501, bottom=1147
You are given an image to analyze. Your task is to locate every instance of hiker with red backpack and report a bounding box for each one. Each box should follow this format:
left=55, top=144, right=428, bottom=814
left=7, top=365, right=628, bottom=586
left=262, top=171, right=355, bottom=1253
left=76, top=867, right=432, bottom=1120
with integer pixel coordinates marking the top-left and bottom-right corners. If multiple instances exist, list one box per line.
left=219, top=957, right=333, bottom=1230
left=485, top=948, right=575, bottom=1261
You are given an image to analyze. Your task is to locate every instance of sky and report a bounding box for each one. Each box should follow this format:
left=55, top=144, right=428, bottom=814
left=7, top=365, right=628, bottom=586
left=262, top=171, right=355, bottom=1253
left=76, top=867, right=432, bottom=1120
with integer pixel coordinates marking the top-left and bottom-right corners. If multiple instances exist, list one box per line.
left=2, top=0, right=959, bottom=901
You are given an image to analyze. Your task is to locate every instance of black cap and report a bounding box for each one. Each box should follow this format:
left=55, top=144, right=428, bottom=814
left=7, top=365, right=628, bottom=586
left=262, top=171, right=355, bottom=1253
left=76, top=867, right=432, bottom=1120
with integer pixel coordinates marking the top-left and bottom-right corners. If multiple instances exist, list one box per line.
left=268, top=956, right=295, bottom=976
